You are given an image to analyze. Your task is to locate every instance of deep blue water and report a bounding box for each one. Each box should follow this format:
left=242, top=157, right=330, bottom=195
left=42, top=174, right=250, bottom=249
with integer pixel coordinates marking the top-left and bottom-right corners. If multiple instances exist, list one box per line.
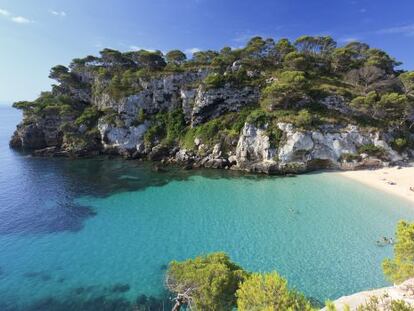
left=0, top=105, right=414, bottom=310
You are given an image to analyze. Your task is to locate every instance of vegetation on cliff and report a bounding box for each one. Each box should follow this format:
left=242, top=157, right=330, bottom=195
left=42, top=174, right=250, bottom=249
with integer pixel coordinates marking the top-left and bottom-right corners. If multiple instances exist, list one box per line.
left=11, top=36, right=414, bottom=159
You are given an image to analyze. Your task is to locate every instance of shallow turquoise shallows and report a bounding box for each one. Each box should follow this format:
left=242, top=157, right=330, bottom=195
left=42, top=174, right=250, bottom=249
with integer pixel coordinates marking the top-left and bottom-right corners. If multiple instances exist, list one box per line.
left=0, top=105, right=413, bottom=310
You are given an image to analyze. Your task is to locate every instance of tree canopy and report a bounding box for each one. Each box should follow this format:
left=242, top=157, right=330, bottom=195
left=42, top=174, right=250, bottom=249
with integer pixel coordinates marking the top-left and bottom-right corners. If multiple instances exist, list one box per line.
left=383, top=221, right=414, bottom=284
left=166, top=252, right=247, bottom=311
left=236, top=272, right=314, bottom=311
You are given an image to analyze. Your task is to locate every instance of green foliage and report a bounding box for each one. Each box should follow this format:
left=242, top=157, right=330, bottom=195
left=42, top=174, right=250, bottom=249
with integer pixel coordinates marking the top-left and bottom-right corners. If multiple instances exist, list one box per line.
left=203, top=73, right=225, bottom=89
left=294, top=36, right=337, bottom=56
left=107, top=70, right=143, bottom=99
left=211, top=47, right=238, bottom=70
left=377, top=93, right=410, bottom=121
left=357, top=144, right=386, bottom=158
left=261, top=71, right=309, bottom=110
left=392, top=138, right=408, bottom=152
left=400, top=72, right=414, bottom=97
left=62, top=128, right=101, bottom=153
left=182, top=110, right=252, bottom=150
left=74, top=106, right=101, bottom=127
left=366, top=48, right=400, bottom=74
left=13, top=100, right=36, bottom=110
left=165, top=50, right=187, bottom=65
left=15, top=35, right=413, bottom=155
left=340, top=153, right=361, bottom=162
left=137, top=108, right=146, bottom=124
left=13, top=92, right=81, bottom=118
left=325, top=296, right=414, bottom=311
left=166, top=252, right=247, bottom=311
left=351, top=91, right=411, bottom=124
left=49, top=65, right=70, bottom=82
left=203, top=69, right=255, bottom=89
left=275, top=38, right=296, bottom=61
left=383, top=221, right=414, bottom=284
left=351, top=91, right=379, bottom=112
left=355, top=296, right=414, bottom=311
left=283, top=52, right=309, bottom=71
left=182, top=119, right=221, bottom=149
left=246, top=109, right=269, bottom=127
left=236, top=272, right=314, bottom=311
left=123, top=49, right=166, bottom=70
left=144, top=109, right=186, bottom=147
left=191, top=50, right=219, bottom=65
left=295, top=109, right=314, bottom=128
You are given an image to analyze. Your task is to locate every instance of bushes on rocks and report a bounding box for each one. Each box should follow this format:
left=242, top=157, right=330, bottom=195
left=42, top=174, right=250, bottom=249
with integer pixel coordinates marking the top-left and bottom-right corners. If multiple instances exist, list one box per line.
left=236, top=272, right=314, bottom=311
left=166, top=253, right=316, bottom=311
left=357, top=144, right=386, bottom=158
left=166, top=252, right=247, bottom=311
left=144, top=109, right=186, bottom=147
left=383, top=221, right=414, bottom=284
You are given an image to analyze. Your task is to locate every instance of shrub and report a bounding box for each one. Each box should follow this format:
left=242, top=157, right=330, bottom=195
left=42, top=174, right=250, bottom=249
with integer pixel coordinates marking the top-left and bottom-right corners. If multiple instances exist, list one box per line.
left=325, top=296, right=414, bottom=311
left=383, top=221, right=414, bottom=284
left=261, top=71, right=309, bottom=110
left=203, top=73, right=225, bottom=89
left=295, top=109, right=314, bottom=128
left=75, top=106, right=101, bottom=127
left=166, top=252, right=247, bottom=311
left=236, top=272, right=313, bottom=311
left=266, top=125, right=283, bottom=149
left=246, top=109, right=268, bottom=127
left=392, top=138, right=408, bottom=152
left=357, top=144, right=386, bottom=158
left=144, top=109, right=186, bottom=147
left=340, top=153, right=361, bottom=162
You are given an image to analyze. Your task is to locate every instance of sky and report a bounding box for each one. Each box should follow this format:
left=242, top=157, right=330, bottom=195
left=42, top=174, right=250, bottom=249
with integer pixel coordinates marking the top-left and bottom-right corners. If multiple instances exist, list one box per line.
left=0, top=0, right=413, bottom=104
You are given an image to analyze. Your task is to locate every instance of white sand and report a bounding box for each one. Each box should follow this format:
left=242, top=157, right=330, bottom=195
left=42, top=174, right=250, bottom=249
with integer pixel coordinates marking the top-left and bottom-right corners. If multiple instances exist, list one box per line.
left=336, top=164, right=414, bottom=204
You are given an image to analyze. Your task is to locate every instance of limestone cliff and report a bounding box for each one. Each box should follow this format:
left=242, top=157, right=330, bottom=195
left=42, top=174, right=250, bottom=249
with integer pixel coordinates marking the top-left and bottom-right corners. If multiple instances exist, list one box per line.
left=9, top=38, right=414, bottom=174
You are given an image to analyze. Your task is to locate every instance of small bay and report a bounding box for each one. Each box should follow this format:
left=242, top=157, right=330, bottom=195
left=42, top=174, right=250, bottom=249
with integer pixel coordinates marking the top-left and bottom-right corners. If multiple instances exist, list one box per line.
left=0, top=105, right=413, bottom=310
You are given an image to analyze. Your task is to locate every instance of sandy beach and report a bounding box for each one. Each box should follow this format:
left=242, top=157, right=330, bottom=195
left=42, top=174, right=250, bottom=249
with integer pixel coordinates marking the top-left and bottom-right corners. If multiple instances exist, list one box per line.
left=337, top=164, right=414, bottom=204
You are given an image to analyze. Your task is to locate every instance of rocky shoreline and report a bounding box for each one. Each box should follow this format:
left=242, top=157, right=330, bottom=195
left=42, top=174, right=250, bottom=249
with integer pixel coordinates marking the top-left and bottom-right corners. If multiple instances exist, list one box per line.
left=10, top=116, right=411, bottom=175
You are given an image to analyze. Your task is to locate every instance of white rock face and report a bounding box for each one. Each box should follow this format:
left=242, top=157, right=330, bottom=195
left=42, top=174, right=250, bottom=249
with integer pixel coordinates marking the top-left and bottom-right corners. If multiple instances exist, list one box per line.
left=191, top=86, right=259, bottom=126
left=181, top=89, right=197, bottom=122
left=373, top=134, right=403, bottom=162
left=98, top=121, right=149, bottom=153
left=235, top=123, right=277, bottom=170
left=235, top=122, right=403, bottom=173
left=94, top=71, right=209, bottom=123
left=277, top=123, right=314, bottom=164
left=322, top=278, right=414, bottom=310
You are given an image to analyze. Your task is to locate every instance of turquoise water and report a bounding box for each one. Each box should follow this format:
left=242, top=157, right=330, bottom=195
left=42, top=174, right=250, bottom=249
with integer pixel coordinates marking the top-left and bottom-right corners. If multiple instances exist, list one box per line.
left=1, top=105, right=414, bottom=310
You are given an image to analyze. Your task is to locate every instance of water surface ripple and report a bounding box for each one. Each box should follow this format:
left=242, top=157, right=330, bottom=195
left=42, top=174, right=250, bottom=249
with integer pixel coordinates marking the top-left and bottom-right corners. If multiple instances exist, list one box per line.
left=0, top=106, right=413, bottom=310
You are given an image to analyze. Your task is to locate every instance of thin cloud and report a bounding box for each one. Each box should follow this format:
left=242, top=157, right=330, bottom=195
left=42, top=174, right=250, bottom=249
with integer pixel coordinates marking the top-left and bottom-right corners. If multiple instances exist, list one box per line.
left=50, top=10, right=67, bottom=17
left=376, top=24, right=414, bottom=37
left=11, top=16, right=31, bottom=24
left=0, top=8, right=32, bottom=24
left=0, top=9, right=10, bottom=16
left=129, top=46, right=156, bottom=52
left=185, top=48, right=201, bottom=54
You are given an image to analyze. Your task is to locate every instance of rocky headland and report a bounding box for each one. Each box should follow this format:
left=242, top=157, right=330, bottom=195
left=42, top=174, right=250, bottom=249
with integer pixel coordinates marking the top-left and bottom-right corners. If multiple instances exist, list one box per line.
left=10, top=36, right=414, bottom=174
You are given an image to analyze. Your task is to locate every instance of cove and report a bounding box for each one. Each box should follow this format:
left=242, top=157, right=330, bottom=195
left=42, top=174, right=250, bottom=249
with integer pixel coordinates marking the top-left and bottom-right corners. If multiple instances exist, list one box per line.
left=1, top=106, right=414, bottom=310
